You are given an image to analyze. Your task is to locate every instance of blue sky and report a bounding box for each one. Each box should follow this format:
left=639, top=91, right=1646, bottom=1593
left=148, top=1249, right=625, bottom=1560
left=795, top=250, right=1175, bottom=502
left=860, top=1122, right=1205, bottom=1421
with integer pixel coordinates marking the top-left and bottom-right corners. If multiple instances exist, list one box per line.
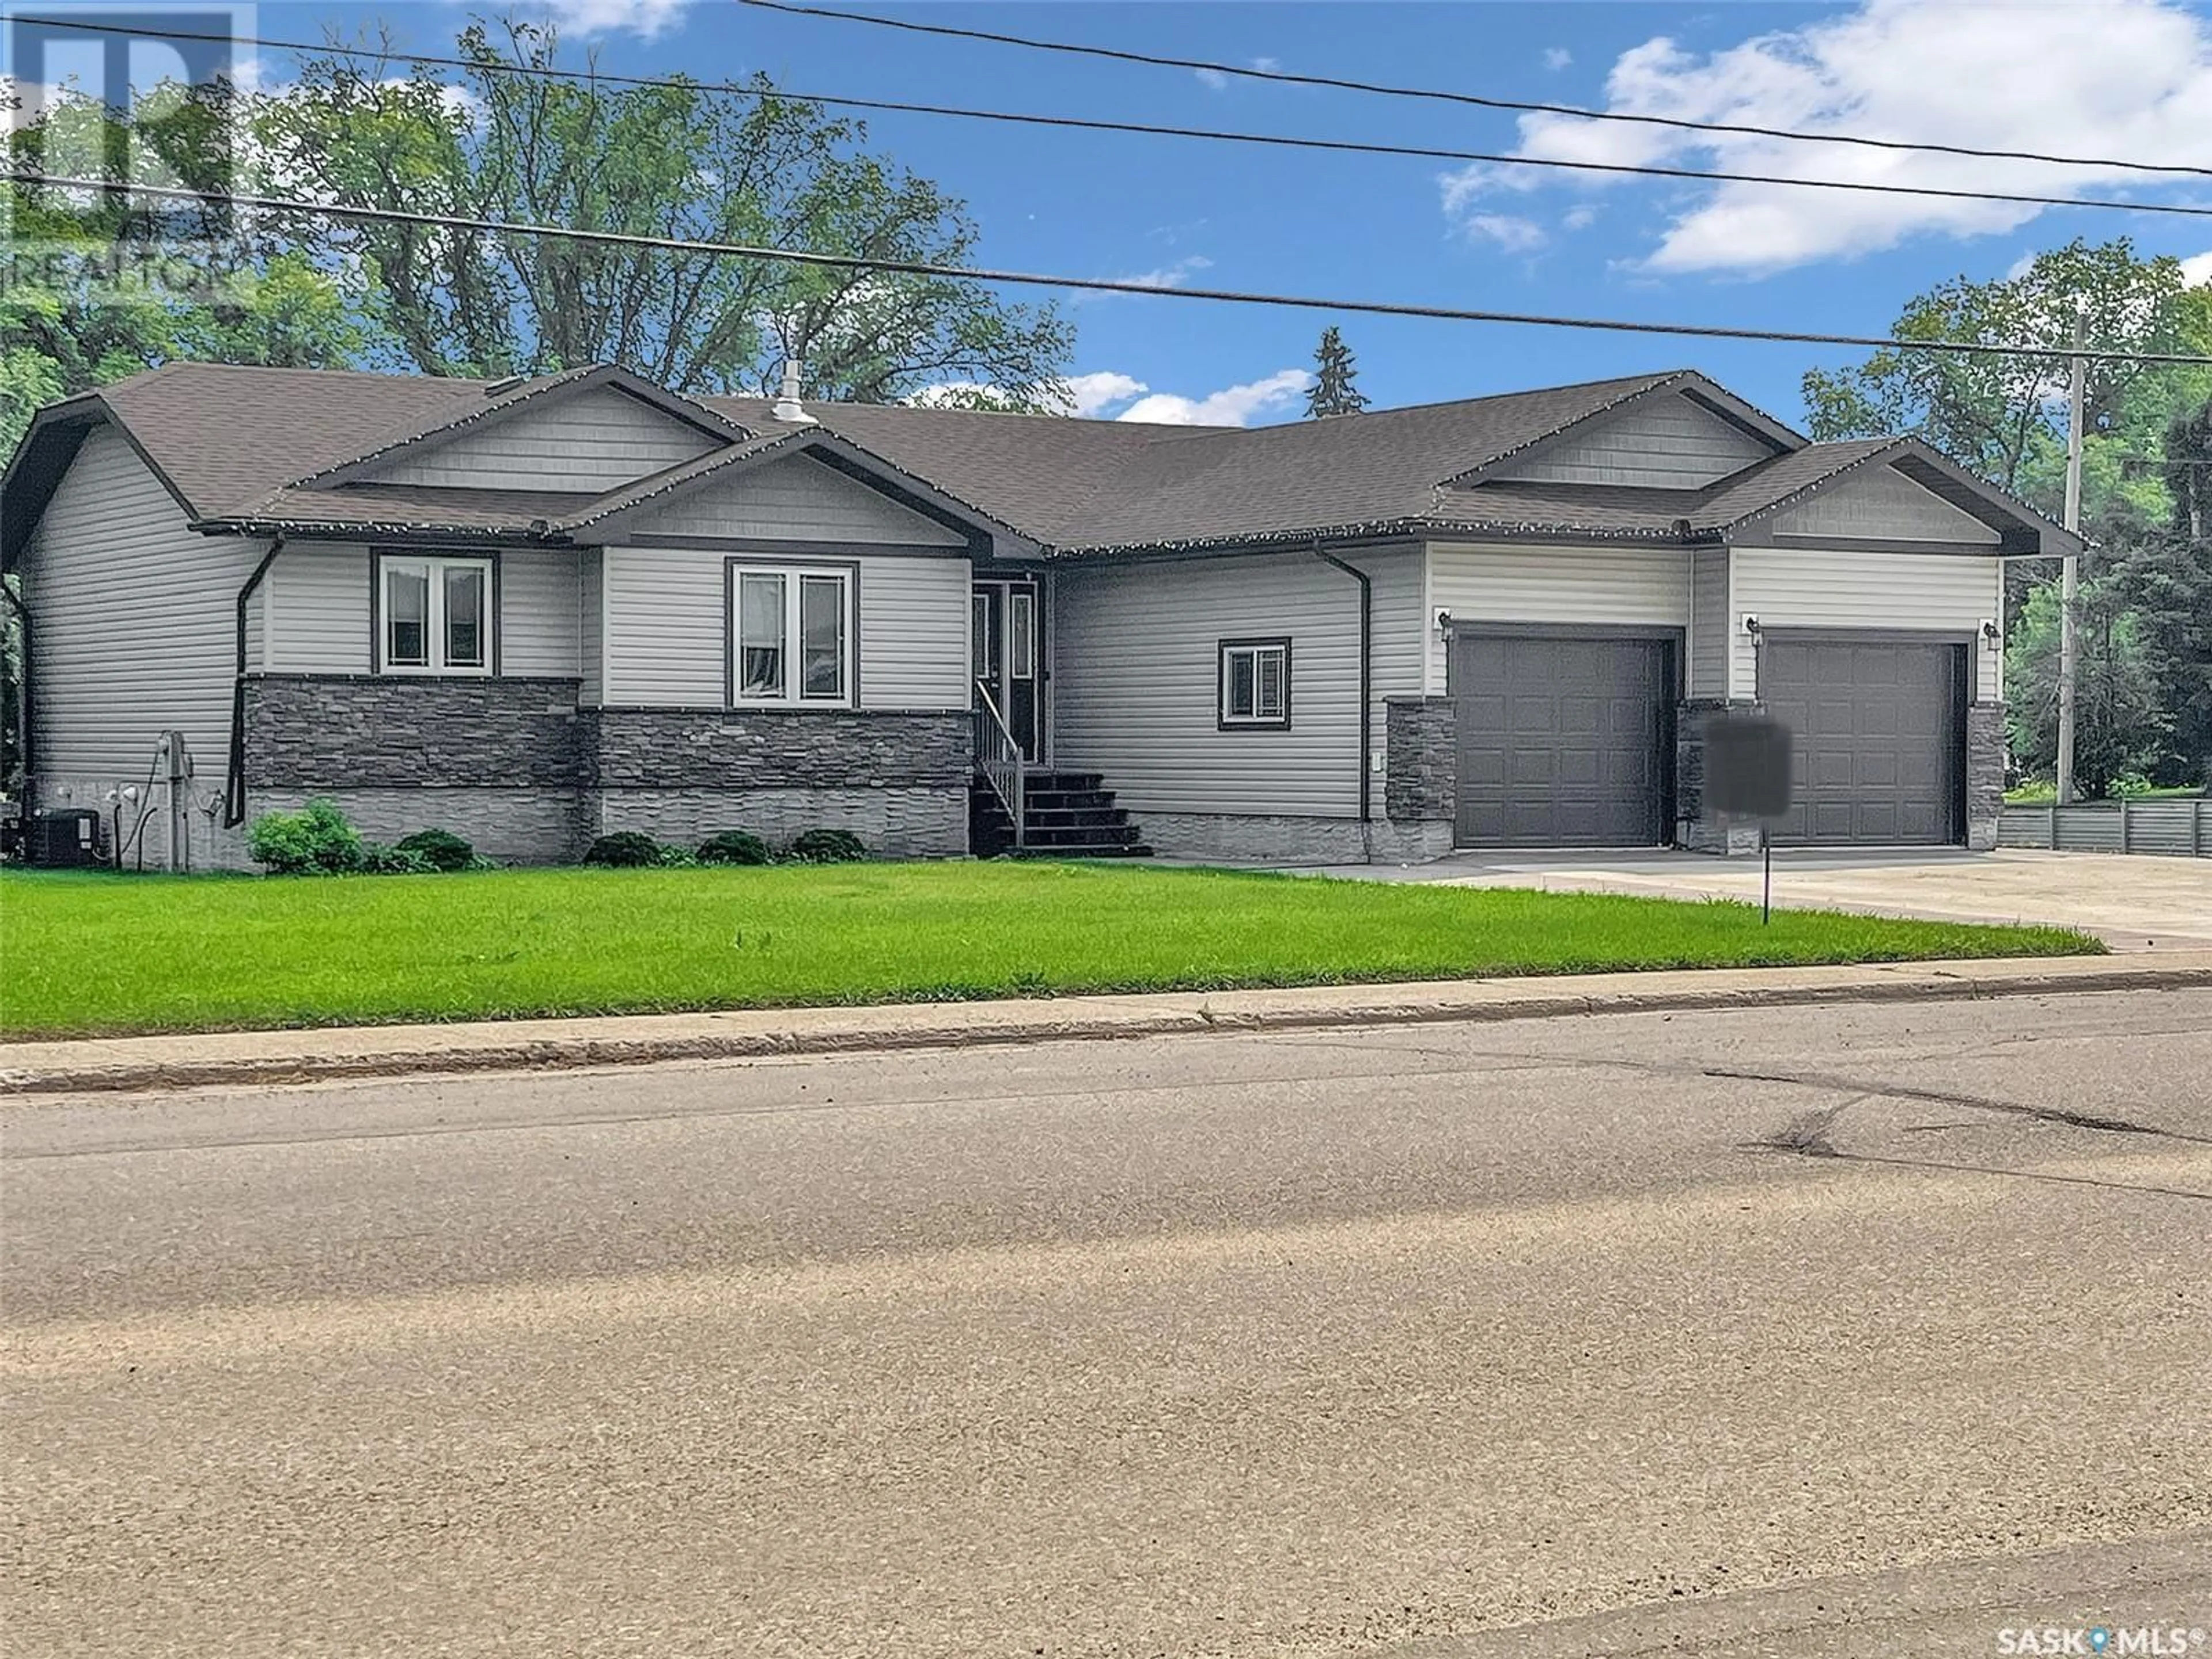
left=106, top=0, right=2212, bottom=423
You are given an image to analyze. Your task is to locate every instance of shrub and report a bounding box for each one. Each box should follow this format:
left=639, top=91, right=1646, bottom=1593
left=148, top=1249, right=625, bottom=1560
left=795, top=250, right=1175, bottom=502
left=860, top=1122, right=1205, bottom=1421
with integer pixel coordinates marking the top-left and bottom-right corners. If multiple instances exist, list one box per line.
left=698, top=830, right=771, bottom=866
left=787, top=827, right=867, bottom=863
left=395, top=828, right=475, bottom=872
left=248, top=797, right=365, bottom=875
left=654, top=843, right=699, bottom=868
left=583, top=830, right=664, bottom=868
left=360, top=842, right=437, bottom=875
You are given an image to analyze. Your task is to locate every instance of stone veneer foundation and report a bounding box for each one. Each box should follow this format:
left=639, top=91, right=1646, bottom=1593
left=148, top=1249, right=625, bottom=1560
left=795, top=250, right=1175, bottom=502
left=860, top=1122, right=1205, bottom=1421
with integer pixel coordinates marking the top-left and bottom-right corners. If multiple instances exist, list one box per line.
left=226, top=675, right=969, bottom=865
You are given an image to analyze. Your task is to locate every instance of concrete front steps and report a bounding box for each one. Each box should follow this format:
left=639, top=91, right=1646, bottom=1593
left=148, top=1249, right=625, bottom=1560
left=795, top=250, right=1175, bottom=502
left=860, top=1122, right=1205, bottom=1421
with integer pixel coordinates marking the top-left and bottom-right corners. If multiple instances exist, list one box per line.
left=970, top=771, right=1153, bottom=859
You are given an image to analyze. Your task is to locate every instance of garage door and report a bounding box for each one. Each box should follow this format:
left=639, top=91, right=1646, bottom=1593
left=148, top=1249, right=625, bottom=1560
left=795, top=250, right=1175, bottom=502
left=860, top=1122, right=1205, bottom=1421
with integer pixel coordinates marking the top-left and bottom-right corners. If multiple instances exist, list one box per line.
left=1450, top=631, right=1672, bottom=846
left=1760, top=637, right=1963, bottom=846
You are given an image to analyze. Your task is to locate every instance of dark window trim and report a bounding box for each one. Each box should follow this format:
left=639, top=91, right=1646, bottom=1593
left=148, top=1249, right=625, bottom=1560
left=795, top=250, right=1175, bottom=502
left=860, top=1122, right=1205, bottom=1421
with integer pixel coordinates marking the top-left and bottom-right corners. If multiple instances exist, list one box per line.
left=722, top=554, right=862, bottom=711
left=1217, top=635, right=1293, bottom=731
left=369, top=547, right=502, bottom=677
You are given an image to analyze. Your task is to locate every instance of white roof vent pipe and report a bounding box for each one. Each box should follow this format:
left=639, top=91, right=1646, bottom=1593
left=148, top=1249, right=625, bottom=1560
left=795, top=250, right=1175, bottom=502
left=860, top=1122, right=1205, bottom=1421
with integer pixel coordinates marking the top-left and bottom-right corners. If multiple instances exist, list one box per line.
left=773, top=358, right=816, bottom=425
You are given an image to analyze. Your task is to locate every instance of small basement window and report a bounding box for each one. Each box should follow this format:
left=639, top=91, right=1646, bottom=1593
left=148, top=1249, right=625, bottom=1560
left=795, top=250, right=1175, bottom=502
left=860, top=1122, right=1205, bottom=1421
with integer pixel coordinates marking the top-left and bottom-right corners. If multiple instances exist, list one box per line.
left=732, top=565, right=853, bottom=707
left=378, top=555, right=493, bottom=674
left=1218, top=637, right=1291, bottom=729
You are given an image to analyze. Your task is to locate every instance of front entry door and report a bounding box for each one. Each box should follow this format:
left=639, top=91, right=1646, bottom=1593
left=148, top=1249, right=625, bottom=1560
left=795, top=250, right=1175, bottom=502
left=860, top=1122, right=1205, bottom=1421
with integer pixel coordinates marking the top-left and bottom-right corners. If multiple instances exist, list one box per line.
left=972, top=579, right=1041, bottom=762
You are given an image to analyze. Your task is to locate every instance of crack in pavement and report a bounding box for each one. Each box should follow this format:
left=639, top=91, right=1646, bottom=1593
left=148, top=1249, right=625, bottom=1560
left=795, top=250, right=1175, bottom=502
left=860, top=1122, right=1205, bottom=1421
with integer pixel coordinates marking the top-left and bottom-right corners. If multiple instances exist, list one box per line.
left=1706, top=1066, right=2211, bottom=1143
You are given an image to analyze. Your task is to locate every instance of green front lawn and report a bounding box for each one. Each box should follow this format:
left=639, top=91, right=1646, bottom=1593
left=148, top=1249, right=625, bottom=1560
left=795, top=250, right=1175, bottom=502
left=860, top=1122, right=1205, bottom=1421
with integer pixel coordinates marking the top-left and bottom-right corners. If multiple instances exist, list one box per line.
left=0, top=862, right=2099, bottom=1040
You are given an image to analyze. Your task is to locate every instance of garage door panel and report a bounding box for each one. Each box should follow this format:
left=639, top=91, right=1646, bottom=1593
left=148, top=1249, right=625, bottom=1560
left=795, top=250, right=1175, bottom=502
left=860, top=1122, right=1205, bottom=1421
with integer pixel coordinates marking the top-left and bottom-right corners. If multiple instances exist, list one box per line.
left=1763, top=638, right=1961, bottom=847
left=1452, top=632, right=1672, bottom=847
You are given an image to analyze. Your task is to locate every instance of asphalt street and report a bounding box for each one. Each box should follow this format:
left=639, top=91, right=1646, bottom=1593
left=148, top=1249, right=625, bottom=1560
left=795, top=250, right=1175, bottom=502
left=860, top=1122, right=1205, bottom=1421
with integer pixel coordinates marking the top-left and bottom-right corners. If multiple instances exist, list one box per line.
left=5, top=990, right=2210, bottom=1657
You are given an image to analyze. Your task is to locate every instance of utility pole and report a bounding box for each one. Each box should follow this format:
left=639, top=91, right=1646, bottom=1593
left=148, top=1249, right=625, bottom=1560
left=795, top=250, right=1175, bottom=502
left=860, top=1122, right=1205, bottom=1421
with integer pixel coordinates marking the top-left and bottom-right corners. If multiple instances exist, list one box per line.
left=2056, top=303, right=2087, bottom=805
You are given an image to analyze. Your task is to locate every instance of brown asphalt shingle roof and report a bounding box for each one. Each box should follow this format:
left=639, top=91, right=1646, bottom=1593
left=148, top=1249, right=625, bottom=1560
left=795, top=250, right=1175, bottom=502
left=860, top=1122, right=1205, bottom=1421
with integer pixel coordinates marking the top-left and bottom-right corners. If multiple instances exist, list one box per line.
left=705, top=372, right=1688, bottom=552
left=7, top=359, right=2068, bottom=560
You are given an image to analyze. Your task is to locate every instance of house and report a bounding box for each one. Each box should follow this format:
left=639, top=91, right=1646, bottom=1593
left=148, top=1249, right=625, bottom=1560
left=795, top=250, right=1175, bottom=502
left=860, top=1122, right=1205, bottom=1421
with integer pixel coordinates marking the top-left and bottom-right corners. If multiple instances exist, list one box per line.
left=1, top=361, right=2079, bottom=870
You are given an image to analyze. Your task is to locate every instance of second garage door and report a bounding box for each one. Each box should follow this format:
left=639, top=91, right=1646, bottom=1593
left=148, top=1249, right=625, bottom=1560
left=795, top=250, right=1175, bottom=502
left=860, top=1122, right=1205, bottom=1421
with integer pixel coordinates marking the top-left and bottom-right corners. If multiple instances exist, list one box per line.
left=1760, top=636, right=1964, bottom=846
left=1450, top=631, right=1673, bottom=847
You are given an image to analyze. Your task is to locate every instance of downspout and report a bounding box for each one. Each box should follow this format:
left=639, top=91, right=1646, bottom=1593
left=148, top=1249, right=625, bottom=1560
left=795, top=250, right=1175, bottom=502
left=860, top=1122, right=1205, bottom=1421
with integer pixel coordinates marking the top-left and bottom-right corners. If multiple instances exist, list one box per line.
left=1313, top=546, right=1373, bottom=855
left=222, top=536, right=285, bottom=829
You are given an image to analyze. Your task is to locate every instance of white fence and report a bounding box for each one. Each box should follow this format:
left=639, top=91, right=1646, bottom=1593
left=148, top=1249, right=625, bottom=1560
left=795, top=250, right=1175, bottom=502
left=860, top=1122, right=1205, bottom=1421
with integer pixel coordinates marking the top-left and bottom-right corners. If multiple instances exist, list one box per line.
left=1997, top=798, right=2211, bottom=857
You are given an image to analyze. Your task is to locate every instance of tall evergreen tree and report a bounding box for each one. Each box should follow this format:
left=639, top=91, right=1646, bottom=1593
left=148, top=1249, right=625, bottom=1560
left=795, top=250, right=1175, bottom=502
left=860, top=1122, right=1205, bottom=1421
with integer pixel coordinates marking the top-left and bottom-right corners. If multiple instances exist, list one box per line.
left=2115, top=400, right=2212, bottom=785
left=1304, top=326, right=1368, bottom=418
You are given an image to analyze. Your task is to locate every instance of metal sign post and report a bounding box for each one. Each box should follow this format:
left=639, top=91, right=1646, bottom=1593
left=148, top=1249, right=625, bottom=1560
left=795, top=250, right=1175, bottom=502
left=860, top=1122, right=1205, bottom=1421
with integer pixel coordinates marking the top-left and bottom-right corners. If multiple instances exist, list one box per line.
left=1703, top=713, right=1794, bottom=927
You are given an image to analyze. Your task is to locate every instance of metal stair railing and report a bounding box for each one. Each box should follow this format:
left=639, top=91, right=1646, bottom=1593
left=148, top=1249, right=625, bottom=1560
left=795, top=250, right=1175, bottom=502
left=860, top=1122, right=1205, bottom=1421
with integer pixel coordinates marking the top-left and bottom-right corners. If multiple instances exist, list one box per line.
left=971, top=680, right=1025, bottom=850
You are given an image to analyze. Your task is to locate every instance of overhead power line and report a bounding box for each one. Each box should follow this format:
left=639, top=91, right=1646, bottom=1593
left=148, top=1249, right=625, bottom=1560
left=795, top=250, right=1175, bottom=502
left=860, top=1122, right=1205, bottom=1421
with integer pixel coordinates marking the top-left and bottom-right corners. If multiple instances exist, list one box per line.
left=15, top=170, right=2212, bottom=367
left=737, top=0, right=2212, bottom=184
left=17, top=14, right=2212, bottom=225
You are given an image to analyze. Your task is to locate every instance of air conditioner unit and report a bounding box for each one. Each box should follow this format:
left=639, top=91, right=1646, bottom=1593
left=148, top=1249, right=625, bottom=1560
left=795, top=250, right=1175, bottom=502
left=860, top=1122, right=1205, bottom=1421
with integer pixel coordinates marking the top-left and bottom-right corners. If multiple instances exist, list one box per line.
left=32, top=809, right=104, bottom=868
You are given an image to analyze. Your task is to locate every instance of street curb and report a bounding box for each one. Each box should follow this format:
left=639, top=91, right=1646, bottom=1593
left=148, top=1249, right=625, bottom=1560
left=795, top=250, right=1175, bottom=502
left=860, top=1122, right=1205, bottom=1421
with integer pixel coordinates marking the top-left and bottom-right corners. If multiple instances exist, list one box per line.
left=5, top=953, right=2209, bottom=1097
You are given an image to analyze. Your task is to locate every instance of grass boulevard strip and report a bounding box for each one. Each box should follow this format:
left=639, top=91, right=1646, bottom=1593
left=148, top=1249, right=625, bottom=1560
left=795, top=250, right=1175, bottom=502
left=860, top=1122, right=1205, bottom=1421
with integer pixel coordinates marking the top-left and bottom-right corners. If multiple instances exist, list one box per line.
left=0, top=862, right=2098, bottom=1041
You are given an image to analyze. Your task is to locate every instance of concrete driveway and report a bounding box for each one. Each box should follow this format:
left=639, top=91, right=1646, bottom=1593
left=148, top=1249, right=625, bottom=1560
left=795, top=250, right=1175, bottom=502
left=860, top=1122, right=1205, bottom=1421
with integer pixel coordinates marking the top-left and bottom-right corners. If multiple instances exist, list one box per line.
left=1312, top=848, right=2212, bottom=951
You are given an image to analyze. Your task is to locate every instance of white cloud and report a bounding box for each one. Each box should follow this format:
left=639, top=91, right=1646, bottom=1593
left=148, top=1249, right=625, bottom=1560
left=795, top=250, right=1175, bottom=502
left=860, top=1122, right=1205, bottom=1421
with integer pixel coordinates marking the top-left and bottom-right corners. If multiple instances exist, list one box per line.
left=1438, top=0, right=2212, bottom=276
left=1562, top=206, right=1599, bottom=232
left=1543, top=47, right=1573, bottom=70
left=1116, top=368, right=1311, bottom=426
left=1462, top=213, right=1549, bottom=254
left=1112, top=255, right=1215, bottom=290
left=1056, top=371, right=1150, bottom=416
left=1252, top=56, right=1283, bottom=73
left=543, top=0, right=691, bottom=38
left=2183, top=250, right=2212, bottom=287
left=1194, top=66, right=1229, bottom=90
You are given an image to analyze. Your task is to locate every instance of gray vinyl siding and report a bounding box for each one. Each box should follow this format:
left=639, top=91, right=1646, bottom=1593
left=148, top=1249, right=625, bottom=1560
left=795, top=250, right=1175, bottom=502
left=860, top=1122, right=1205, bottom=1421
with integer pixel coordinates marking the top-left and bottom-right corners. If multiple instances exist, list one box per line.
left=1051, top=547, right=1416, bottom=819
left=368, top=385, right=720, bottom=491
left=614, top=452, right=967, bottom=547
left=263, top=543, right=579, bottom=676
left=1729, top=547, right=2003, bottom=701
left=264, top=544, right=371, bottom=673
left=1767, top=464, right=2002, bottom=544
left=499, top=550, right=582, bottom=676
left=1423, top=543, right=1691, bottom=689
left=19, top=424, right=266, bottom=775
left=600, top=543, right=969, bottom=709
left=244, top=585, right=267, bottom=671
left=1361, top=547, right=1427, bottom=719
left=579, top=551, right=604, bottom=706
left=1490, top=392, right=1775, bottom=488
left=1688, top=547, right=1730, bottom=698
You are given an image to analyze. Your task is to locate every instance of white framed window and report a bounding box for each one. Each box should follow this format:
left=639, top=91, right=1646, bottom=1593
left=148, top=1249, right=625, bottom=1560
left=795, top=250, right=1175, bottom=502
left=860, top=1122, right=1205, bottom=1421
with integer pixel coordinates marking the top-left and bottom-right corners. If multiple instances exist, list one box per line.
left=378, top=554, right=493, bottom=675
left=732, top=564, right=853, bottom=706
left=1218, top=637, right=1291, bottom=729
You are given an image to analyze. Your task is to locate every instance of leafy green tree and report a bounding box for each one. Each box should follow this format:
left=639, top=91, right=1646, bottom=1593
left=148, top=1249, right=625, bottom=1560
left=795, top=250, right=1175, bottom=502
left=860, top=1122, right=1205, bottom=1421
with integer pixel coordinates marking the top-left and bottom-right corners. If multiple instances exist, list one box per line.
left=257, top=20, right=1073, bottom=403
left=1304, top=325, right=1368, bottom=418
left=2005, top=578, right=2168, bottom=796
left=2113, top=400, right=2212, bottom=786
left=1801, top=238, right=2212, bottom=548
left=2, top=84, right=372, bottom=452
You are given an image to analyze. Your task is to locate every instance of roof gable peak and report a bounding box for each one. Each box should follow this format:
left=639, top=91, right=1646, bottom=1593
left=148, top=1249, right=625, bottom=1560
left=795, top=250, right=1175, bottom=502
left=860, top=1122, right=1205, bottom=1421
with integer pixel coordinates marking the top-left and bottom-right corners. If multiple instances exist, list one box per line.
left=290, top=362, right=751, bottom=491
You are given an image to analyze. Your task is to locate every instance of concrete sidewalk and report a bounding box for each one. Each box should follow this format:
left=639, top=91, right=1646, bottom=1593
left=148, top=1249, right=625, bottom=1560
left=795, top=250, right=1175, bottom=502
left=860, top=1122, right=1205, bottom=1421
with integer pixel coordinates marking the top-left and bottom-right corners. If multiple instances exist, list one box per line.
left=6, top=950, right=2210, bottom=1097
